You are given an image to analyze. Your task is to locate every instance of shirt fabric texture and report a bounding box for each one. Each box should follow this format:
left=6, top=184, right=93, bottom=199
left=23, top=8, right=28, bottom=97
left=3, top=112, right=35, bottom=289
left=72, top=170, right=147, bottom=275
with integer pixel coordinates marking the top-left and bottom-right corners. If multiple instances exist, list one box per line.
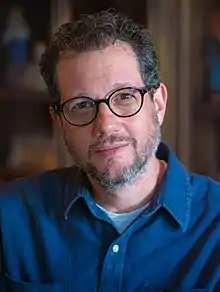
left=0, top=143, right=219, bottom=292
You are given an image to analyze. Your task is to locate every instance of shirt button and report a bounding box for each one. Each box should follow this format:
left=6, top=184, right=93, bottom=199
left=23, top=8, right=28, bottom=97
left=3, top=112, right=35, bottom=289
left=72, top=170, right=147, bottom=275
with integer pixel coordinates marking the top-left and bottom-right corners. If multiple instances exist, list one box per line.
left=112, top=244, right=119, bottom=253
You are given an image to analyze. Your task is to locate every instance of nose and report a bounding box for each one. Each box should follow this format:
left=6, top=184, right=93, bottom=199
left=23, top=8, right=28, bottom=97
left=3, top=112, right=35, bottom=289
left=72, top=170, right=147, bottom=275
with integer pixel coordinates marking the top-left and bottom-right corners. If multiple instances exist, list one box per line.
left=92, top=102, right=122, bottom=135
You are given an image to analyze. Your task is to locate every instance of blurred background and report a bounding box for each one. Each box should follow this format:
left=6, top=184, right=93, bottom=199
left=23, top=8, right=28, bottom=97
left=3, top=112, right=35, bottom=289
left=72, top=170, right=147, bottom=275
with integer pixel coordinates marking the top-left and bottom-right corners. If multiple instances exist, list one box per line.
left=0, top=0, right=220, bottom=181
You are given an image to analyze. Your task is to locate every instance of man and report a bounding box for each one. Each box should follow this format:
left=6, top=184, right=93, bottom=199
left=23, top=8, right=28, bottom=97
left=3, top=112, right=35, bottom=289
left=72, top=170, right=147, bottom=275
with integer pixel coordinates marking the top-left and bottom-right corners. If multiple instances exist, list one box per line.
left=0, top=10, right=219, bottom=292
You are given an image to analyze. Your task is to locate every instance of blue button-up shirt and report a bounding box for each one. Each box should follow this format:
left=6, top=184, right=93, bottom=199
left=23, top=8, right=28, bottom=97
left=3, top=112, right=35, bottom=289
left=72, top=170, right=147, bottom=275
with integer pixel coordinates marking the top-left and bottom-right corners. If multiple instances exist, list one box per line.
left=0, top=143, right=219, bottom=292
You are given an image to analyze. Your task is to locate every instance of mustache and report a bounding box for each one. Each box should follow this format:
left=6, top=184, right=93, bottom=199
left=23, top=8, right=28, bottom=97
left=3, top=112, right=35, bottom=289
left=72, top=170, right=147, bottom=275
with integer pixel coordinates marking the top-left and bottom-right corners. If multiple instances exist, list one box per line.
left=88, top=134, right=136, bottom=156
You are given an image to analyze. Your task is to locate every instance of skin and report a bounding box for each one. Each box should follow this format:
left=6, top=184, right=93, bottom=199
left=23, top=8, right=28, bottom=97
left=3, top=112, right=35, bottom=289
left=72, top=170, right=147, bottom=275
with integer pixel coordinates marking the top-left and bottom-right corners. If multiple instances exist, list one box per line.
left=51, top=41, right=168, bottom=213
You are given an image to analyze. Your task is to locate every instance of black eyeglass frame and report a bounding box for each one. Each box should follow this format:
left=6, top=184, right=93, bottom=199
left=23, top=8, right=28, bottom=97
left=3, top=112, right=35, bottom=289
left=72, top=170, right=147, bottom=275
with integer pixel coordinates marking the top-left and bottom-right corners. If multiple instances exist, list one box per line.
left=52, top=86, right=154, bottom=127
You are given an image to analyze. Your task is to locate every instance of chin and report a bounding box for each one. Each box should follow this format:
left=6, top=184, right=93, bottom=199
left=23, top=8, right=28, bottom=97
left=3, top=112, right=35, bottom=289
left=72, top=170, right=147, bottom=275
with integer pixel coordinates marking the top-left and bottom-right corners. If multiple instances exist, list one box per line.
left=100, top=164, right=134, bottom=182
left=97, top=157, right=131, bottom=170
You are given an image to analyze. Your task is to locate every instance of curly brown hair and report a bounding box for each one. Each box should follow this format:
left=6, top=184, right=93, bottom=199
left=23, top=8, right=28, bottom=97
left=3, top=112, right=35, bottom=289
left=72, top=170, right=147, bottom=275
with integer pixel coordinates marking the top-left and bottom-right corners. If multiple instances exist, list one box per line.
left=39, top=10, right=161, bottom=104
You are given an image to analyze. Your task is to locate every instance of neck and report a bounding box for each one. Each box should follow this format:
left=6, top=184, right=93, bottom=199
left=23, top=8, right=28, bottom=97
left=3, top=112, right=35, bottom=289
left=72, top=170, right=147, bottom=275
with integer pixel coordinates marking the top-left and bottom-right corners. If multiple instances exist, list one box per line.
left=90, top=158, right=167, bottom=214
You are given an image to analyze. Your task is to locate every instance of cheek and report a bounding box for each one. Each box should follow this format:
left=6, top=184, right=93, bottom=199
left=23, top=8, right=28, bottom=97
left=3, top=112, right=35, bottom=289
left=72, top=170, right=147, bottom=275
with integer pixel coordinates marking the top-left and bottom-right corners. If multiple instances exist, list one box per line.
left=126, top=110, right=151, bottom=136
left=63, top=124, right=92, bottom=153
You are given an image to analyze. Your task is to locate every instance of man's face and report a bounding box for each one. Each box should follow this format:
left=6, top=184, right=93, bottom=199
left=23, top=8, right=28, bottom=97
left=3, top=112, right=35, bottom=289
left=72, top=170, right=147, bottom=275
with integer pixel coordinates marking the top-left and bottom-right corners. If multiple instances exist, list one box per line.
left=55, top=42, right=167, bottom=190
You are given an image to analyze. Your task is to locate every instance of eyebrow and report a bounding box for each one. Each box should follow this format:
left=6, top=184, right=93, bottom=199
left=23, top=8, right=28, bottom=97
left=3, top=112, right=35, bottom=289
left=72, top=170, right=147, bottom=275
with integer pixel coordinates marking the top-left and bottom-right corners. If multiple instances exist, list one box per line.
left=70, top=82, right=135, bottom=100
left=112, top=82, right=134, bottom=89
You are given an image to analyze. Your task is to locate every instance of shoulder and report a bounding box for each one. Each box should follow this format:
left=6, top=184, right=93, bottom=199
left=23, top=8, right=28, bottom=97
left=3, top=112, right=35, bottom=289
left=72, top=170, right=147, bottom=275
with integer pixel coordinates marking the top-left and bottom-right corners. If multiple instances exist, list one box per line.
left=190, top=172, right=220, bottom=214
left=0, top=167, right=71, bottom=195
left=0, top=167, right=78, bottom=212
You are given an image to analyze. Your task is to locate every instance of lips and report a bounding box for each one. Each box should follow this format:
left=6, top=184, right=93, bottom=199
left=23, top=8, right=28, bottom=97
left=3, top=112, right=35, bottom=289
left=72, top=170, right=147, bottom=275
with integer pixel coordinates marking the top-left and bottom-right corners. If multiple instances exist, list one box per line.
left=95, top=144, right=125, bottom=150
left=93, top=143, right=129, bottom=158
left=95, top=143, right=129, bottom=152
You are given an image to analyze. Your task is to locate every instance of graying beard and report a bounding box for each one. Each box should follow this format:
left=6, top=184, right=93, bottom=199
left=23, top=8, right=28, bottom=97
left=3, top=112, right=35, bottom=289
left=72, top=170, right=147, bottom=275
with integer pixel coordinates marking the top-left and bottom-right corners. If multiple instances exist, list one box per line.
left=87, top=115, right=161, bottom=192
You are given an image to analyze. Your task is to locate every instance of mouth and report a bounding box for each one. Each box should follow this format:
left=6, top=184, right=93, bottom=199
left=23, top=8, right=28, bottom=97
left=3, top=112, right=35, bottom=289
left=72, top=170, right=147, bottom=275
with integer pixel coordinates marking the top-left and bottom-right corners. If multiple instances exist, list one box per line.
left=93, top=143, right=129, bottom=158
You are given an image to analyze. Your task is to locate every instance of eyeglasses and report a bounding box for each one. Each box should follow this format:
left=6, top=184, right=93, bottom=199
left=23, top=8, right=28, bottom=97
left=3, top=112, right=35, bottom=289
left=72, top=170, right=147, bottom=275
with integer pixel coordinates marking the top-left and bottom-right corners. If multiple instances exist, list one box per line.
left=52, top=86, right=152, bottom=127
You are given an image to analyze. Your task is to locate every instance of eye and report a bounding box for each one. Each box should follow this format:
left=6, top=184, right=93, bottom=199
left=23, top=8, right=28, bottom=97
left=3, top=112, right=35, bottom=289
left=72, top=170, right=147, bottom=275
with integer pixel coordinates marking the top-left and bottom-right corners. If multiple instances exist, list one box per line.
left=112, top=92, right=137, bottom=104
left=118, top=93, right=135, bottom=100
left=69, top=99, right=94, bottom=111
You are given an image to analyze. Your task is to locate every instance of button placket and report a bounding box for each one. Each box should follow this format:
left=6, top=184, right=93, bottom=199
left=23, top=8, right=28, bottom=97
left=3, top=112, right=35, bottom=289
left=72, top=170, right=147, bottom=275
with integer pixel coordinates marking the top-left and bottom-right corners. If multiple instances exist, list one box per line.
left=112, top=244, right=119, bottom=253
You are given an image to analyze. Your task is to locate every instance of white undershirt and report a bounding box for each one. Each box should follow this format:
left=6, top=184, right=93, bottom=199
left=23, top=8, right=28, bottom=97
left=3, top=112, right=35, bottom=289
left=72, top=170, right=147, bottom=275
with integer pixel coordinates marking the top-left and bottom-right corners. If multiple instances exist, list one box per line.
left=96, top=203, right=147, bottom=233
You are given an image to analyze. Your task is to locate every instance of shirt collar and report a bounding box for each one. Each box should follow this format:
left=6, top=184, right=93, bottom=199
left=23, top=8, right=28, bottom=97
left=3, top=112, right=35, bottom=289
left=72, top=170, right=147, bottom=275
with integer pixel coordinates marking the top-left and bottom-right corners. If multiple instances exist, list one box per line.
left=156, top=143, right=192, bottom=232
left=63, top=143, right=192, bottom=231
left=63, top=168, right=90, bottom=219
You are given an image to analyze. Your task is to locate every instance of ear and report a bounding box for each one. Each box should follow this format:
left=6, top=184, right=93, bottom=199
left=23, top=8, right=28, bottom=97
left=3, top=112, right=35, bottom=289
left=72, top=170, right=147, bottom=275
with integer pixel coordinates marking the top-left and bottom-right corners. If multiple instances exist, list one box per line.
left=152, top=83, right=168, bottom=126
left=49, top=106, right=63, bottom=128
left=49, top=106, right=58, bottom=121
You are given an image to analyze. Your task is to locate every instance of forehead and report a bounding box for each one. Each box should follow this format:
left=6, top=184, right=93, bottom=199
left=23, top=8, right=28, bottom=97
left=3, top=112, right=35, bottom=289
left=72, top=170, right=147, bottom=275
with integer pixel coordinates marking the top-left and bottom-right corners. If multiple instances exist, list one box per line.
left=56, top=42, right=144, bottom=100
